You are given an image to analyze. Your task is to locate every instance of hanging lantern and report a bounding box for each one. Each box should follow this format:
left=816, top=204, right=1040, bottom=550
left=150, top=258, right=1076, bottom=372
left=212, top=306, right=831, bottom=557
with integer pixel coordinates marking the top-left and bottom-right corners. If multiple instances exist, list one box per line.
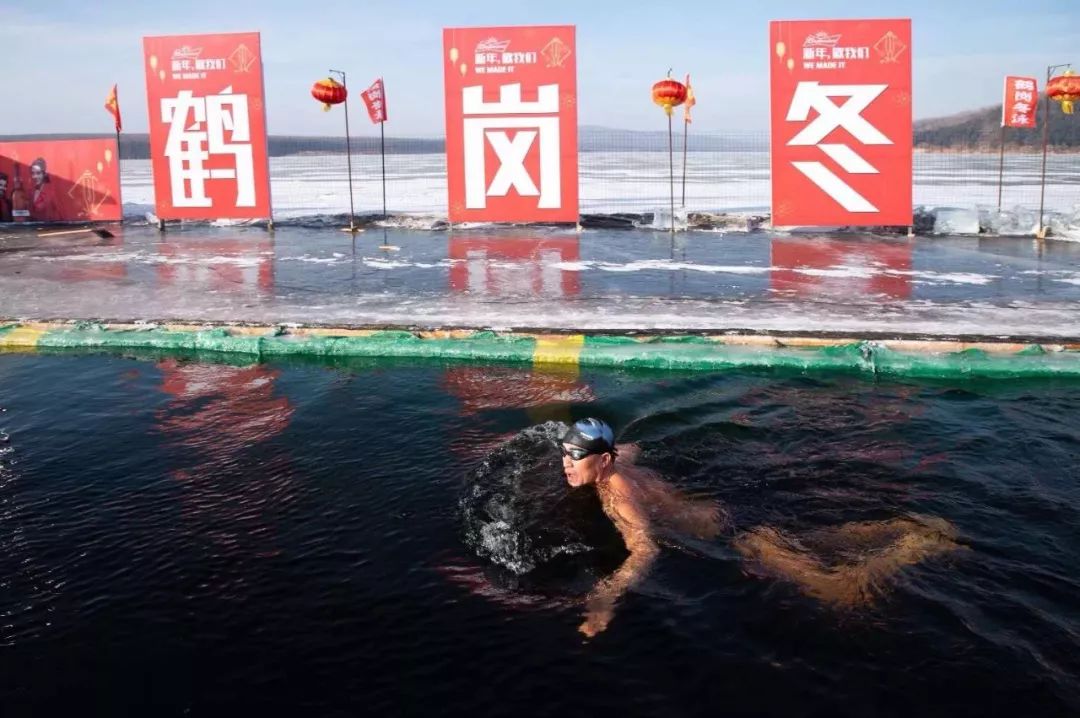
left=652, top=75, right=688, bottom=116
left=1047, top=69, right=1080, bottom=115
left=311, top=77, right=347, bottom=112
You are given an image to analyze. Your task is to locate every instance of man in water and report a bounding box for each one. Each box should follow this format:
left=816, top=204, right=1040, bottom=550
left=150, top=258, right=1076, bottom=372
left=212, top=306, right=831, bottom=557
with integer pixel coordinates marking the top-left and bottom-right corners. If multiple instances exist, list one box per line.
left=560, top=418, right=960, bottom=638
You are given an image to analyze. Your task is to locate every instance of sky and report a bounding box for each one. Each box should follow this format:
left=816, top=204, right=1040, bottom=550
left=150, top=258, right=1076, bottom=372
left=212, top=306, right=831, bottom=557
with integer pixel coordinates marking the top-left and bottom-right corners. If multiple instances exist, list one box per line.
left=1, top=0, right=1077, bottom=138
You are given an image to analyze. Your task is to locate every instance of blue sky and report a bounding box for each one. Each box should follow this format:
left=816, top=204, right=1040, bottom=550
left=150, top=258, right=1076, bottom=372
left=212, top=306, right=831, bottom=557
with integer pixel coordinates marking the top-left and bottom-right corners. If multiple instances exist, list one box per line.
left=2, top=0, right=1076, bottom=137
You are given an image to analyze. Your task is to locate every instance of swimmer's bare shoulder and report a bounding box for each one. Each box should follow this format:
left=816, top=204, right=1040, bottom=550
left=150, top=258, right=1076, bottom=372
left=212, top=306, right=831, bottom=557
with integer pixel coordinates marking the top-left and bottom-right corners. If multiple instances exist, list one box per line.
left=614, top=442, right=641, bottom=465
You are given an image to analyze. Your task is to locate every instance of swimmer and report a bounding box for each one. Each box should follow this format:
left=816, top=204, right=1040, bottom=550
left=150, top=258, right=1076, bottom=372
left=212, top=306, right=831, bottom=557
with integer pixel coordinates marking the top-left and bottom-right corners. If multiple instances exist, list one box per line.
left=559, top=418, right=961, bottom=638
left=560, top=418, right=724, bottom=637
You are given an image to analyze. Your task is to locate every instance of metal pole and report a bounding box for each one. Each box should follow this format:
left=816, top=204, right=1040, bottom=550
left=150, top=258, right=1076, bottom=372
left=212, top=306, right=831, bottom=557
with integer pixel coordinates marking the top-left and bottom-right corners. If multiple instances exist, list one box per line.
left=668, top=113, right=675, bottom=234
left=681, top=117, right=688, bottom=208
left=997, top=123, right=1005, bottom=212
left=380, top=121, right=387, bottom=219
left=331, top=69, right=356, bottom=232
left=1037, top=64, right=1070, bottom=239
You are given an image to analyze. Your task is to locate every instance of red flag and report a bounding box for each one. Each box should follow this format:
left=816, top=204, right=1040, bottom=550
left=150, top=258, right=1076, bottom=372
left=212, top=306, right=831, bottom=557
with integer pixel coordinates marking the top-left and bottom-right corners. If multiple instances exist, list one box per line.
left=104, top=84, right=122, bottom=133
left=1002, top=76, right=1038, bottom=128
left=360, top=78, right=387, bottom=124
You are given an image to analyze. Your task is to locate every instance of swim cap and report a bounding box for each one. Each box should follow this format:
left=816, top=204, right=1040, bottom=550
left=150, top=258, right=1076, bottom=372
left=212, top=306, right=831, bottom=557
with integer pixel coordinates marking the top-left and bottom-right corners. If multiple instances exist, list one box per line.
left=561, top=418, right=616, bottom=455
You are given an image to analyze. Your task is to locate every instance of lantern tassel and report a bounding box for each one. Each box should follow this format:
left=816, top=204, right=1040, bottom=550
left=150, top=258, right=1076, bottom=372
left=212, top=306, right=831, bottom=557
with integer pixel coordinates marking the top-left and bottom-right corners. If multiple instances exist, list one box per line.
left=323, top=103, right=332, bottom=112
left=1062, top=100, right=1074, bottom=115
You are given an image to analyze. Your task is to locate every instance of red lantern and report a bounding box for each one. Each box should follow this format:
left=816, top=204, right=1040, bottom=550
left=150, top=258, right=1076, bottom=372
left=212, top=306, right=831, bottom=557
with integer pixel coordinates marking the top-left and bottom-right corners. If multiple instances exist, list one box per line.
left=311, top=77, right=347, bottom=112
left=1047, top=69, right=1080, bottom=115
left=652, top=76, right=688, bottom=116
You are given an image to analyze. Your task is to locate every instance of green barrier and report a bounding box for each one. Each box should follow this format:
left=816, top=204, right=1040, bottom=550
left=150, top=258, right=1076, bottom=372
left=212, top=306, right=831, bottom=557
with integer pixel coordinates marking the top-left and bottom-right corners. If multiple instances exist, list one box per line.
left=259, top=330, right=537, bottom=362
left=580, top=335, right=870, bottom=373
left=2, top=323, right=1079, bottom=380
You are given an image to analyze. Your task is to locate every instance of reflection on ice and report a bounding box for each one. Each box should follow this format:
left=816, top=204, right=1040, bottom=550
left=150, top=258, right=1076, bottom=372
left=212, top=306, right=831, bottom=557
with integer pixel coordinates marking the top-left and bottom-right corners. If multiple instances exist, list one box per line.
left=2, top=226, right=1080, bottom=339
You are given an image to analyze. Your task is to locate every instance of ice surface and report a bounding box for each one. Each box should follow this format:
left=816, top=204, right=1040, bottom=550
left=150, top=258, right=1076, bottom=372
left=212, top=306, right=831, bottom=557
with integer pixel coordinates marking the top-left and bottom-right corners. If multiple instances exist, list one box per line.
left=117, top=152, right=1080, bottom=235
left=2, top=227, right=1080, bottom=340
left=931, top=207, right=981, bottom=235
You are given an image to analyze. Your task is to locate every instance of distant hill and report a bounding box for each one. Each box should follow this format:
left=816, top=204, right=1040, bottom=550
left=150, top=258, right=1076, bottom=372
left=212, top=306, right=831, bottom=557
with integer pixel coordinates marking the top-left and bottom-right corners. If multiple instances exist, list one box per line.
left=0, top=128, right=769, bottom=157
left=0, top=133, right=442, bottom=160
left=915, top=104, right=1080, bottom=149
left=4, top=107, right=1077, bottom=156
left=578, top=125, right=768, bottom=152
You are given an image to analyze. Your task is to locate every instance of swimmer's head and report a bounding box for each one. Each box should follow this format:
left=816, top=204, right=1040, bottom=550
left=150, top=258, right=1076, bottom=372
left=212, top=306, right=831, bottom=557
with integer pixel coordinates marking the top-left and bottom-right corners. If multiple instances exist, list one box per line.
left=560, top=418, right=616, bottom=488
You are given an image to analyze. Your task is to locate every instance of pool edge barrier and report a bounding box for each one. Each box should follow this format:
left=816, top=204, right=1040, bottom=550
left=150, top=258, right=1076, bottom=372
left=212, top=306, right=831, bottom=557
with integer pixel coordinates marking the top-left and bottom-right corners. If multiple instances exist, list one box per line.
left=2, top=321, right=1080, bottom=379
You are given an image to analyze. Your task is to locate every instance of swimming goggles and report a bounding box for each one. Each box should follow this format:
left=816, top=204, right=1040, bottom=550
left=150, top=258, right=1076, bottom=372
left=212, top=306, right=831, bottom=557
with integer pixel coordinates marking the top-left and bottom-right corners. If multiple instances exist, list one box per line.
left=560, top=444, right=596, bottom=461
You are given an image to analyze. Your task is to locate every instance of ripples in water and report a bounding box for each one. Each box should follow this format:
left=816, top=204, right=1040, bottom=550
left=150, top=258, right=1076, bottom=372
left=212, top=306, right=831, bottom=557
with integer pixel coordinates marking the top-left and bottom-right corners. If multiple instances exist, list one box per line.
left=0, top=355, right=1077, bottom=716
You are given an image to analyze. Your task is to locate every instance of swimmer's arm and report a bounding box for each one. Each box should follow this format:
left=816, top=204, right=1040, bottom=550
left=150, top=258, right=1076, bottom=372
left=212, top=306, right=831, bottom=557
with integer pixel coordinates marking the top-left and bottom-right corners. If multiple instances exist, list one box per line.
left=580, top=486, right=658, bottom=637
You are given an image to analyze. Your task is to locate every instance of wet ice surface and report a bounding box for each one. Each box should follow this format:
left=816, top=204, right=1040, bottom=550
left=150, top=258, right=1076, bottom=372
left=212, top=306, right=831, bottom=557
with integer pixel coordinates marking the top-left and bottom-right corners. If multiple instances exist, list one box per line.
left=2, top=225, right=1080, bottom=340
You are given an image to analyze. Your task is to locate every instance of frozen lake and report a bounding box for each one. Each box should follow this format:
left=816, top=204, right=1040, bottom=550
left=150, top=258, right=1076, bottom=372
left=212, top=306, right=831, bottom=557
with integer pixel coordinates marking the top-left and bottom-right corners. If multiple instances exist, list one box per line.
left=3, top=226, right=1080, bottom=340
left=116, top=150, right=1080, bottom=221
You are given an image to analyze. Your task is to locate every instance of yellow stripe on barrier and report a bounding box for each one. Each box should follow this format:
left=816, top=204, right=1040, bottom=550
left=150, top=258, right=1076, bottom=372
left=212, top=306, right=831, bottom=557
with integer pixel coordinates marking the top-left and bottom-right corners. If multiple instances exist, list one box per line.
left=0, top=325, right=47, bottom=349
left=533, top=334, right=585, bottom=365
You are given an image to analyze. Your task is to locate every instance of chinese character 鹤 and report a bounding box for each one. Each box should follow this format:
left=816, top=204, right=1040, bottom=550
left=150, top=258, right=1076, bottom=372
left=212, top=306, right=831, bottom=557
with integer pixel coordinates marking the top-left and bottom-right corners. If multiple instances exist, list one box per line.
left=161, top=87, right=256, bottom=208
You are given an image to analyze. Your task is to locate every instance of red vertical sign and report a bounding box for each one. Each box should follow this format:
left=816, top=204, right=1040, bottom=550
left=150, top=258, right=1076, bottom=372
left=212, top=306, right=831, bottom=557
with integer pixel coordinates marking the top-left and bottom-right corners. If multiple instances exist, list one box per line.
left=1002, top=76, right=1038, bottom=128
left=143, top=32, right=272, bottom=221
left=443, top=25, right=578, bottom=224
left=770, top=19, right=912, bottom=227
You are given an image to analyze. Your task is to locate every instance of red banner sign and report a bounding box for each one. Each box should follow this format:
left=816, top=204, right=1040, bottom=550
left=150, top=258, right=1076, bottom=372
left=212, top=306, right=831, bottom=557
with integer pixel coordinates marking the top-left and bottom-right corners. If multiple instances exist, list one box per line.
left=1002, top=76, right=1038, bottom=129
left=443, top=25, right=579, bottom=224
left=361, top=79, right=388, bottom=124
left=0, top=139, right=122, bottom=223
left=142, top=32, right=272, bottom=221
left=770, top=19, right=912, bottom=227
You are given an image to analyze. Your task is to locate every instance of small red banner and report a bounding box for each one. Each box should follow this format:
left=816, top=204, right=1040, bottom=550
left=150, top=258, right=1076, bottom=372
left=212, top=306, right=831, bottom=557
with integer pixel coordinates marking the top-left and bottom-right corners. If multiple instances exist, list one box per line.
left=1002, top=76, right=1038, bottom=129
left=361, top=79, right=388, bottom=124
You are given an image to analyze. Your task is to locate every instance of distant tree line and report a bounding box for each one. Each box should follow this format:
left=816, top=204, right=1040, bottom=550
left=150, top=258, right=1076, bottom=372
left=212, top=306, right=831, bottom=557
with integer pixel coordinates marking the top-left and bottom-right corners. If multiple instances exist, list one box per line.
left=4, top=106, right=1079, bottom=157
left=915, top=104, right=1080, bottom=149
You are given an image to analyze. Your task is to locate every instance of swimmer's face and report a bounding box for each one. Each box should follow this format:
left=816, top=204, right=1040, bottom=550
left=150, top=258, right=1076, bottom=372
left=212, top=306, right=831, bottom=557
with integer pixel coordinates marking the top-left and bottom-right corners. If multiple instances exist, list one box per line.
left=561, top=444, right=610, bottom=488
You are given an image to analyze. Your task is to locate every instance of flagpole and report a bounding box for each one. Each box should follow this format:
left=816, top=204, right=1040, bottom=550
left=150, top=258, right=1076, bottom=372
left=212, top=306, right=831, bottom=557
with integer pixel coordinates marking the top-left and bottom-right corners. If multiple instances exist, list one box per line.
left=668, top=112, right=675, bottom=234
left=1037, top=63, right=1069, bottom=240
left=681, top=117, right=688, bottom=208
left=380, top=120, right=387, bottom=219
left=331, top=69, right=357, bottom=232
left=996, top=123, right=1005, bottom=212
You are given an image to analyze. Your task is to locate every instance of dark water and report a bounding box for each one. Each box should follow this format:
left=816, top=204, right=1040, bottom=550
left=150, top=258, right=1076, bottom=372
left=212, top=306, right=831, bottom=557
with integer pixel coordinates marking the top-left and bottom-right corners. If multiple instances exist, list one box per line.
left=1, top=353, right=1078, bottom=717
